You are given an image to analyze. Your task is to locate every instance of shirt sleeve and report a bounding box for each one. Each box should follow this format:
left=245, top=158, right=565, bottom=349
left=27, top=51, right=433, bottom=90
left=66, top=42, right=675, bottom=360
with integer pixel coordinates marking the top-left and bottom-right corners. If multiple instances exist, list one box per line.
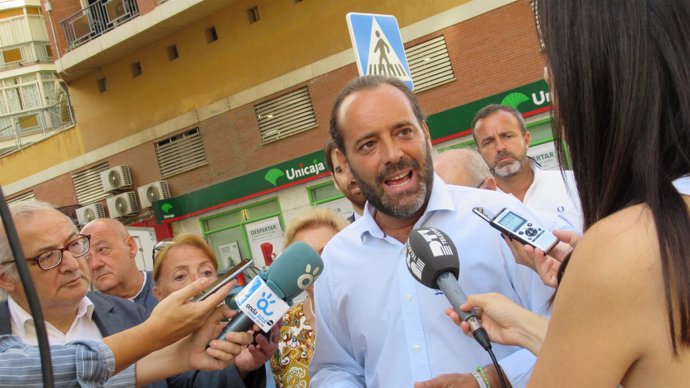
left=0, top=335, right=131, bottom=388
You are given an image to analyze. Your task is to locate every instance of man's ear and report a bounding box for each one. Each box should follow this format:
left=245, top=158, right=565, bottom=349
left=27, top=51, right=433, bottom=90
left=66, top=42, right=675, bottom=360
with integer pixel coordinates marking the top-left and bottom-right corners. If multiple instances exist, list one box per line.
left=422, top=121, right=433, bottom=147
left=482, top=176, right=498, bottom=191
left=0, top=272, right=18, bottom=294
left=335, top=148, right=350, bottom=175
left=524, top=130, right=532, bottom=147
left=125, top=235, right=138, bottom=261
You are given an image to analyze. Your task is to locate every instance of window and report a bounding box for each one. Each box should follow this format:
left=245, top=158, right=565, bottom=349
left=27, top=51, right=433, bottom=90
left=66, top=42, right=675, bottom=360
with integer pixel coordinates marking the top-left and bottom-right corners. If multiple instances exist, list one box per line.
left=7, top=191, right=35, bottom=204
left=155, top=127, right=208, bottom=178
left=167, top=45, right=179, bottom=61
left=308, top=181, right=357, bottom=220
left=406, top=35, right=455, bottom=92
left=72, top=162, right=109, bottom=205
left=201, top=198, right=283, bottom=270
left=255, top=86, right=317, bottom=144
left=131, top=62, right=142, bottom=77
left=247, top=6, right=260, bottom=23
left=97, top=78, right=107, bottom=93
left=2, top=48, right=22, bottom=64
left=205, top=26, right=218, bottom=43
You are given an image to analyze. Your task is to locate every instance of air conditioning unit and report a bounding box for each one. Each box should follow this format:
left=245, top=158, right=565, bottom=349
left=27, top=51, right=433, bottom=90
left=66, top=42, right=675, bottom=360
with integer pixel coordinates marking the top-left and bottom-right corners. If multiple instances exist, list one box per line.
left=100, top=166, right=132, bottom=192
left=137, top=181, right=171, bottom=208
left=75, top=203, right=106, bottom=226
left=106, top=192, right=139, bottom=218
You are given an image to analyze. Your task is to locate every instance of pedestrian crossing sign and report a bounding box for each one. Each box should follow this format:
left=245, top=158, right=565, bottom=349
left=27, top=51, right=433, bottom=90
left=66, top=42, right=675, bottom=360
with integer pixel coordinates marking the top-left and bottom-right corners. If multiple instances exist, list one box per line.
left=346, top=12, right=414, bottom=91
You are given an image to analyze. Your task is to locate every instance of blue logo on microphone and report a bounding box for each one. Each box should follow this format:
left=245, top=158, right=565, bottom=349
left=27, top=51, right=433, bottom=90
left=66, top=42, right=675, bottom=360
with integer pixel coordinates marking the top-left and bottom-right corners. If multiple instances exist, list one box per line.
left=256, top=292, right=276, bottom=316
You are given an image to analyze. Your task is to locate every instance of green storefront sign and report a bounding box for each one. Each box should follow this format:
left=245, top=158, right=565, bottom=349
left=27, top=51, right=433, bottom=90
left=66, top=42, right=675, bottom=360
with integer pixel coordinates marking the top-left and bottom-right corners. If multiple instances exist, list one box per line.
left=154, top=151, right=327, bottom=222
left=154, top=80, right=551, bottom=223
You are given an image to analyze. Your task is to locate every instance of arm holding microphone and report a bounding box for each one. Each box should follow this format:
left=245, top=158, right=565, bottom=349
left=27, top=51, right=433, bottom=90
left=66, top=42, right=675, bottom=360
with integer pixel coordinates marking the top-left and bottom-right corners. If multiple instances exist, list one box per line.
left=450, top=293, right=548, bottom=356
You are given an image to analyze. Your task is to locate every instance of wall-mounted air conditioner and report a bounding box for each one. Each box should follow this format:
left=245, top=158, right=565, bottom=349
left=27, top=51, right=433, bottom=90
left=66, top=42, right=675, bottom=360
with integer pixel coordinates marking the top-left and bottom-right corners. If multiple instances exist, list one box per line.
left=75, top=203, right=106, bottom=226
left=106, top=192, right=139, bottom=218
left=100, top=165, right=132, bottom=192
left=137, top=180, right=171, bottom=208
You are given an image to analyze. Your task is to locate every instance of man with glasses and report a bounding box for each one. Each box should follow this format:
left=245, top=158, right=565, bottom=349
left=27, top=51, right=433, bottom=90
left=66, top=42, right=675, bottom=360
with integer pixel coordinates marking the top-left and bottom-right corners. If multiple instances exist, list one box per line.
left=0, top=200, right=165, bottom=386
left=434, top=148, right=498, bottom=190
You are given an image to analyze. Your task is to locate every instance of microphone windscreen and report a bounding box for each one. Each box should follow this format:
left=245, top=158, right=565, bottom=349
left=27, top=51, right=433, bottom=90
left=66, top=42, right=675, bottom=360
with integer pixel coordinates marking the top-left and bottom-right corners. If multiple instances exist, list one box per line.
left=406, top=227, right=460, bottom=288
left=263, top=241, right=323, bottom=301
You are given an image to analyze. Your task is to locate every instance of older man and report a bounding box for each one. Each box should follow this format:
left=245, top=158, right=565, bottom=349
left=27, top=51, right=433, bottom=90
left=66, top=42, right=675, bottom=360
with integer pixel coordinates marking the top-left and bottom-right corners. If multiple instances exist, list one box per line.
left=0, top=201, right=168, bottom=387
left=472, top=104, right=582, bottom=232
left=310, top=76, right=564, bottom=388
left=435, top=148, right=497, bottom=190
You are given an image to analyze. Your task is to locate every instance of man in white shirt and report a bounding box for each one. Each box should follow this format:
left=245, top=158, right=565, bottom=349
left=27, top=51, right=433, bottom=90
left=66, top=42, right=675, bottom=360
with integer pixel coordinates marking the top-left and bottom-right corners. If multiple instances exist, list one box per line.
left=472, top=104, right=583, bottom=233
left=310, top=75, right=563, bottom=388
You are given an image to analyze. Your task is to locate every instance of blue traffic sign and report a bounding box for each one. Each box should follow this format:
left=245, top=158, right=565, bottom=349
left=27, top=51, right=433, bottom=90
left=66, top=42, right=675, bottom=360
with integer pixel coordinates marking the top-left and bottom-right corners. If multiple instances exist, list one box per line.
left=346, top=13, right=414, bottom=90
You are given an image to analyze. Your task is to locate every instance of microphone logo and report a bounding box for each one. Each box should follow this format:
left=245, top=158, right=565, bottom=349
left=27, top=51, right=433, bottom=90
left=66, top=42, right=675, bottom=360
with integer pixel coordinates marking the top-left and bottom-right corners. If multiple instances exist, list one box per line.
left=418, top=228, right=453, bottom=256
left=257, top=292, right=277, bottom=316
left=296, top=263, right=321, bottom=290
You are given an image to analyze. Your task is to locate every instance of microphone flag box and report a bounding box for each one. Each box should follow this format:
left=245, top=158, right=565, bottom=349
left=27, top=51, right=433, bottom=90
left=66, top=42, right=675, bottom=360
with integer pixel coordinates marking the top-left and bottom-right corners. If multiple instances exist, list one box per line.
left=235, top=275, right=290, bottom=332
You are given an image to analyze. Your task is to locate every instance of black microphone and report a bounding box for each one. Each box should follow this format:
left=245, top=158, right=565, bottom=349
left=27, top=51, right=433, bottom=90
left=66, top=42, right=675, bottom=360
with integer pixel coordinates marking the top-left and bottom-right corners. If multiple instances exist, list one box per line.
left=216, top=241, right=324, bottom=340
left=405, top=227, right=492, bottom=351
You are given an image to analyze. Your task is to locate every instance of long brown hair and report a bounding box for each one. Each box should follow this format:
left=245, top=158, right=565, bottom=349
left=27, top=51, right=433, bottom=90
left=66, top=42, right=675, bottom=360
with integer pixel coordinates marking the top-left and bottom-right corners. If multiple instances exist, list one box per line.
left=536, top=0, right=690, bottom=353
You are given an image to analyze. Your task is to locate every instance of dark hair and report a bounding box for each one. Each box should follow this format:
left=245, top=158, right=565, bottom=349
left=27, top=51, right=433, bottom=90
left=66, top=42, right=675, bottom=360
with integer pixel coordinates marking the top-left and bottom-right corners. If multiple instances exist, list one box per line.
left=537, top=0, right=690, bottom=352
left=323, top=138, right=337, bottom=174
left=329, top=75, right=425, bottom=153
left=471, top=104, right=528, bottom=140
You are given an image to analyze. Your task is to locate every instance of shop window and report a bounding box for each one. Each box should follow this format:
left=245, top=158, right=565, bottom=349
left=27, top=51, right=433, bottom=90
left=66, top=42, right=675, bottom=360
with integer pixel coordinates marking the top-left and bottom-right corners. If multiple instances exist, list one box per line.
left=201, top=198, right=283, bottom=271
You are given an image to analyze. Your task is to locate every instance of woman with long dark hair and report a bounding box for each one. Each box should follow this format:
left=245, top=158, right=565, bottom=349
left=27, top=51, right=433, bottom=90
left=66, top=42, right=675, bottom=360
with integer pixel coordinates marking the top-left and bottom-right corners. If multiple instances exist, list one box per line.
left=417, top=1, right=690, bottom=387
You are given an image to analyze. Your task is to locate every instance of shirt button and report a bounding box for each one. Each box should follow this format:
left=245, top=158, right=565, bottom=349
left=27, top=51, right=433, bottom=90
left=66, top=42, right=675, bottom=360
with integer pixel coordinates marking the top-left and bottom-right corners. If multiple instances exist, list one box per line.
left=405, top=294, right=413, bottom=302
left=413, top=345, right=421, bottom=352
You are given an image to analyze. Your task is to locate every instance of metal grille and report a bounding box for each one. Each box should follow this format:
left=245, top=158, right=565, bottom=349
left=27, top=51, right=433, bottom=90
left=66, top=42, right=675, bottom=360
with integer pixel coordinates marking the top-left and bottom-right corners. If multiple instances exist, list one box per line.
left=255, top=86, right=317, bottom=144
left=7, top=191, right=35, bottom=204
left=155, top=127, right=208, bottom=178
left=407, top=35, right=455, bottom=93
left=72, top=162, right=109, bottom=205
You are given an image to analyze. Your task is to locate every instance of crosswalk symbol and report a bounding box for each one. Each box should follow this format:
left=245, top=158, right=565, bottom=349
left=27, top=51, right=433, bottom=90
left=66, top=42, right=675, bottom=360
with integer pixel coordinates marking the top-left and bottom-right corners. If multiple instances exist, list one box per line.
left=346, top=13, right=414, bottom=91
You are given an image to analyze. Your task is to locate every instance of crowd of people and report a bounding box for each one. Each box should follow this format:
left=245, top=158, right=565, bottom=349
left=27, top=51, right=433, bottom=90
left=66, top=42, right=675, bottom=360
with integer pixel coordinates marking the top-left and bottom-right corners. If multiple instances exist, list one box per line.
left=1, top=0, right=689, bottom=387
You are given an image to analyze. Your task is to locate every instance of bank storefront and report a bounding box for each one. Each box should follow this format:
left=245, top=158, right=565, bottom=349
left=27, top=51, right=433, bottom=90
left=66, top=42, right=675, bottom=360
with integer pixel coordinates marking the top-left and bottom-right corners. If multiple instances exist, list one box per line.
left=153, top=80, right=557, bottom=270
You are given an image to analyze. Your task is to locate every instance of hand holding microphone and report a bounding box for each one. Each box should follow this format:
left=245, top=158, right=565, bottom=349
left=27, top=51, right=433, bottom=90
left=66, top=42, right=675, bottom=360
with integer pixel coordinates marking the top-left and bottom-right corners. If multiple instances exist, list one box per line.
left=215, top=241, right=324, bottom=341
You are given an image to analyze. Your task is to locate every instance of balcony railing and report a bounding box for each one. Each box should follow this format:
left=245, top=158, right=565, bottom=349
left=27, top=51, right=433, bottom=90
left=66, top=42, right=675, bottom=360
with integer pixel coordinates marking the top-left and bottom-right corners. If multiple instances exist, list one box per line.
left=61, top=0, right=140, bottom=51
left=0, top=101, right=76, bottom=156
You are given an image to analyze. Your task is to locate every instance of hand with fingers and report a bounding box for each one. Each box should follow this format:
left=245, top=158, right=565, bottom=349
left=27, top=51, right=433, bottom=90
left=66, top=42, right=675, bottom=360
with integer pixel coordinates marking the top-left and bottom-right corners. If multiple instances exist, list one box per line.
left=501, top=229, right=577, bottom=287
left=447, top=292, right=548, bottom=356
left=235, top=324, right=281, bottom=377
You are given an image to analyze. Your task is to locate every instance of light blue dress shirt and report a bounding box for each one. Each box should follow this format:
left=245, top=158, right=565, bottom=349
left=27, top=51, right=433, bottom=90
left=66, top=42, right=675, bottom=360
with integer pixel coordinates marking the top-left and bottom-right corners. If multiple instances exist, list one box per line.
left=311, top=175, right=562, bottom=388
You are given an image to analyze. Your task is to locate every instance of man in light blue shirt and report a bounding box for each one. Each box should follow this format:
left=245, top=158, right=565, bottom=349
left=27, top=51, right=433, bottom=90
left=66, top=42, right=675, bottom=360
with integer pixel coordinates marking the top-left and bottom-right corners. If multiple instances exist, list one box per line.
left=310, top=75, right=560, bottom=388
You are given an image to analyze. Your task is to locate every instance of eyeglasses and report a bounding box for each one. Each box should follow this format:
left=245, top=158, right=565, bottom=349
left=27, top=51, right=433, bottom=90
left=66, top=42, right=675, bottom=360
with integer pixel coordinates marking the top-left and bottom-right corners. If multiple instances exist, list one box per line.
left=152, top=239, right=173, bottom=265
left=0, top=234, right=91, bottom=271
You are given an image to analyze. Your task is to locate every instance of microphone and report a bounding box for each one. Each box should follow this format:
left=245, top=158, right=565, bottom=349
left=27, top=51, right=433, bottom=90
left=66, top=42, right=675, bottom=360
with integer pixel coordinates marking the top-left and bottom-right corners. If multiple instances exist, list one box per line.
left=405, top=227, right=492, bottom=351
left=216, top=241, right=323, bottom=340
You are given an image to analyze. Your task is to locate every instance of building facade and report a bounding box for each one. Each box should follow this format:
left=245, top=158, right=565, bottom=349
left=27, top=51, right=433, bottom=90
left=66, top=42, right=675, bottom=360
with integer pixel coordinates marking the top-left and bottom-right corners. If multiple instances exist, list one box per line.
left=0, top=0, right=554, bottom=270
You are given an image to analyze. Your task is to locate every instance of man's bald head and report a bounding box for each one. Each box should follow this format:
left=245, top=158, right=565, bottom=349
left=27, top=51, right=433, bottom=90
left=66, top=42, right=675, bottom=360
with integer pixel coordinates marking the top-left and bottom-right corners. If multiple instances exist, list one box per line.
left=435, top=148, right=496, bottom=190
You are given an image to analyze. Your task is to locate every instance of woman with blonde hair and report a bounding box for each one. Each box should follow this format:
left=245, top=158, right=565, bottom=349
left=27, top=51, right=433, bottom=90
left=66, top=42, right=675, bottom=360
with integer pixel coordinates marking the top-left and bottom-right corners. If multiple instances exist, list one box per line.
left=270, top=207, right=348, bottom=388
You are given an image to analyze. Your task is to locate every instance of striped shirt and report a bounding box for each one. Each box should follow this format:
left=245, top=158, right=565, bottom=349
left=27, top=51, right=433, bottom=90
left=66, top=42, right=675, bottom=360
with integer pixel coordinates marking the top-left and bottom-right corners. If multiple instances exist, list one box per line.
left=0, top=335, right=135, bottom=387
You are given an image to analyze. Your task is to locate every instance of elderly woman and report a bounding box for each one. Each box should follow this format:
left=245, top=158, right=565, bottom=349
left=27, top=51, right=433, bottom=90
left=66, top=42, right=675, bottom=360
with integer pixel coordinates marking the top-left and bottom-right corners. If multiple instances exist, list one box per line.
left=152, top=233, right=278, bottom=387
left=269, top=208, right=348, bottom=388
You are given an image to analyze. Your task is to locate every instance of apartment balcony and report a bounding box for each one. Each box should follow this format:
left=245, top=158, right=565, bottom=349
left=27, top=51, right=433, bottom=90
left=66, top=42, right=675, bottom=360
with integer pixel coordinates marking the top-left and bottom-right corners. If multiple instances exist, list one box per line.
left=0, top=101, right=75, bottom=156
left=56, top=0, right=237, bottom=82
left=61, top=0, right=140, bottom=51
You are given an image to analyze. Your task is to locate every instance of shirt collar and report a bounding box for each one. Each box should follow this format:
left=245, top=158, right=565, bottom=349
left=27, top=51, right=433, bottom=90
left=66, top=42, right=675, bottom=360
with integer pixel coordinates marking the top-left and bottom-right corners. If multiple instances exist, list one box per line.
left=8, top=295, right=95, bottom=339
left=358, top=173, right=455, bottom=242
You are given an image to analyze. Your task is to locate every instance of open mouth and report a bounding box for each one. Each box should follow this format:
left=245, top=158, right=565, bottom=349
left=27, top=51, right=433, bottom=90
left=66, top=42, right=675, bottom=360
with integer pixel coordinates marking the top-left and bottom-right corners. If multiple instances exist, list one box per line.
left=384, top=170, right=413, bottom=187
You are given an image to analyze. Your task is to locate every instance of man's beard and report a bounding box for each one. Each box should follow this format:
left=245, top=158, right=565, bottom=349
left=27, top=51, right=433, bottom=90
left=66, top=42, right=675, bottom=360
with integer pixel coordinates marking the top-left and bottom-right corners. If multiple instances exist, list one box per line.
left=350, top=144, right=434, bottom=218
left=492, top=151, right=527, bottom=177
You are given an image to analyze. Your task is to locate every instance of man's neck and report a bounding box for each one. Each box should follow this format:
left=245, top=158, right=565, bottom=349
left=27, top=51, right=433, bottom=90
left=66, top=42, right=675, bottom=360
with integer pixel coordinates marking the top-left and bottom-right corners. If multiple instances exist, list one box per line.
left=374, top=208, right=425, bottom=243
left=40, top=304, right=80, bottom=334
left=496, top=165, right=535, bottom=202
left=109, top=270, right=145, bottom=300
